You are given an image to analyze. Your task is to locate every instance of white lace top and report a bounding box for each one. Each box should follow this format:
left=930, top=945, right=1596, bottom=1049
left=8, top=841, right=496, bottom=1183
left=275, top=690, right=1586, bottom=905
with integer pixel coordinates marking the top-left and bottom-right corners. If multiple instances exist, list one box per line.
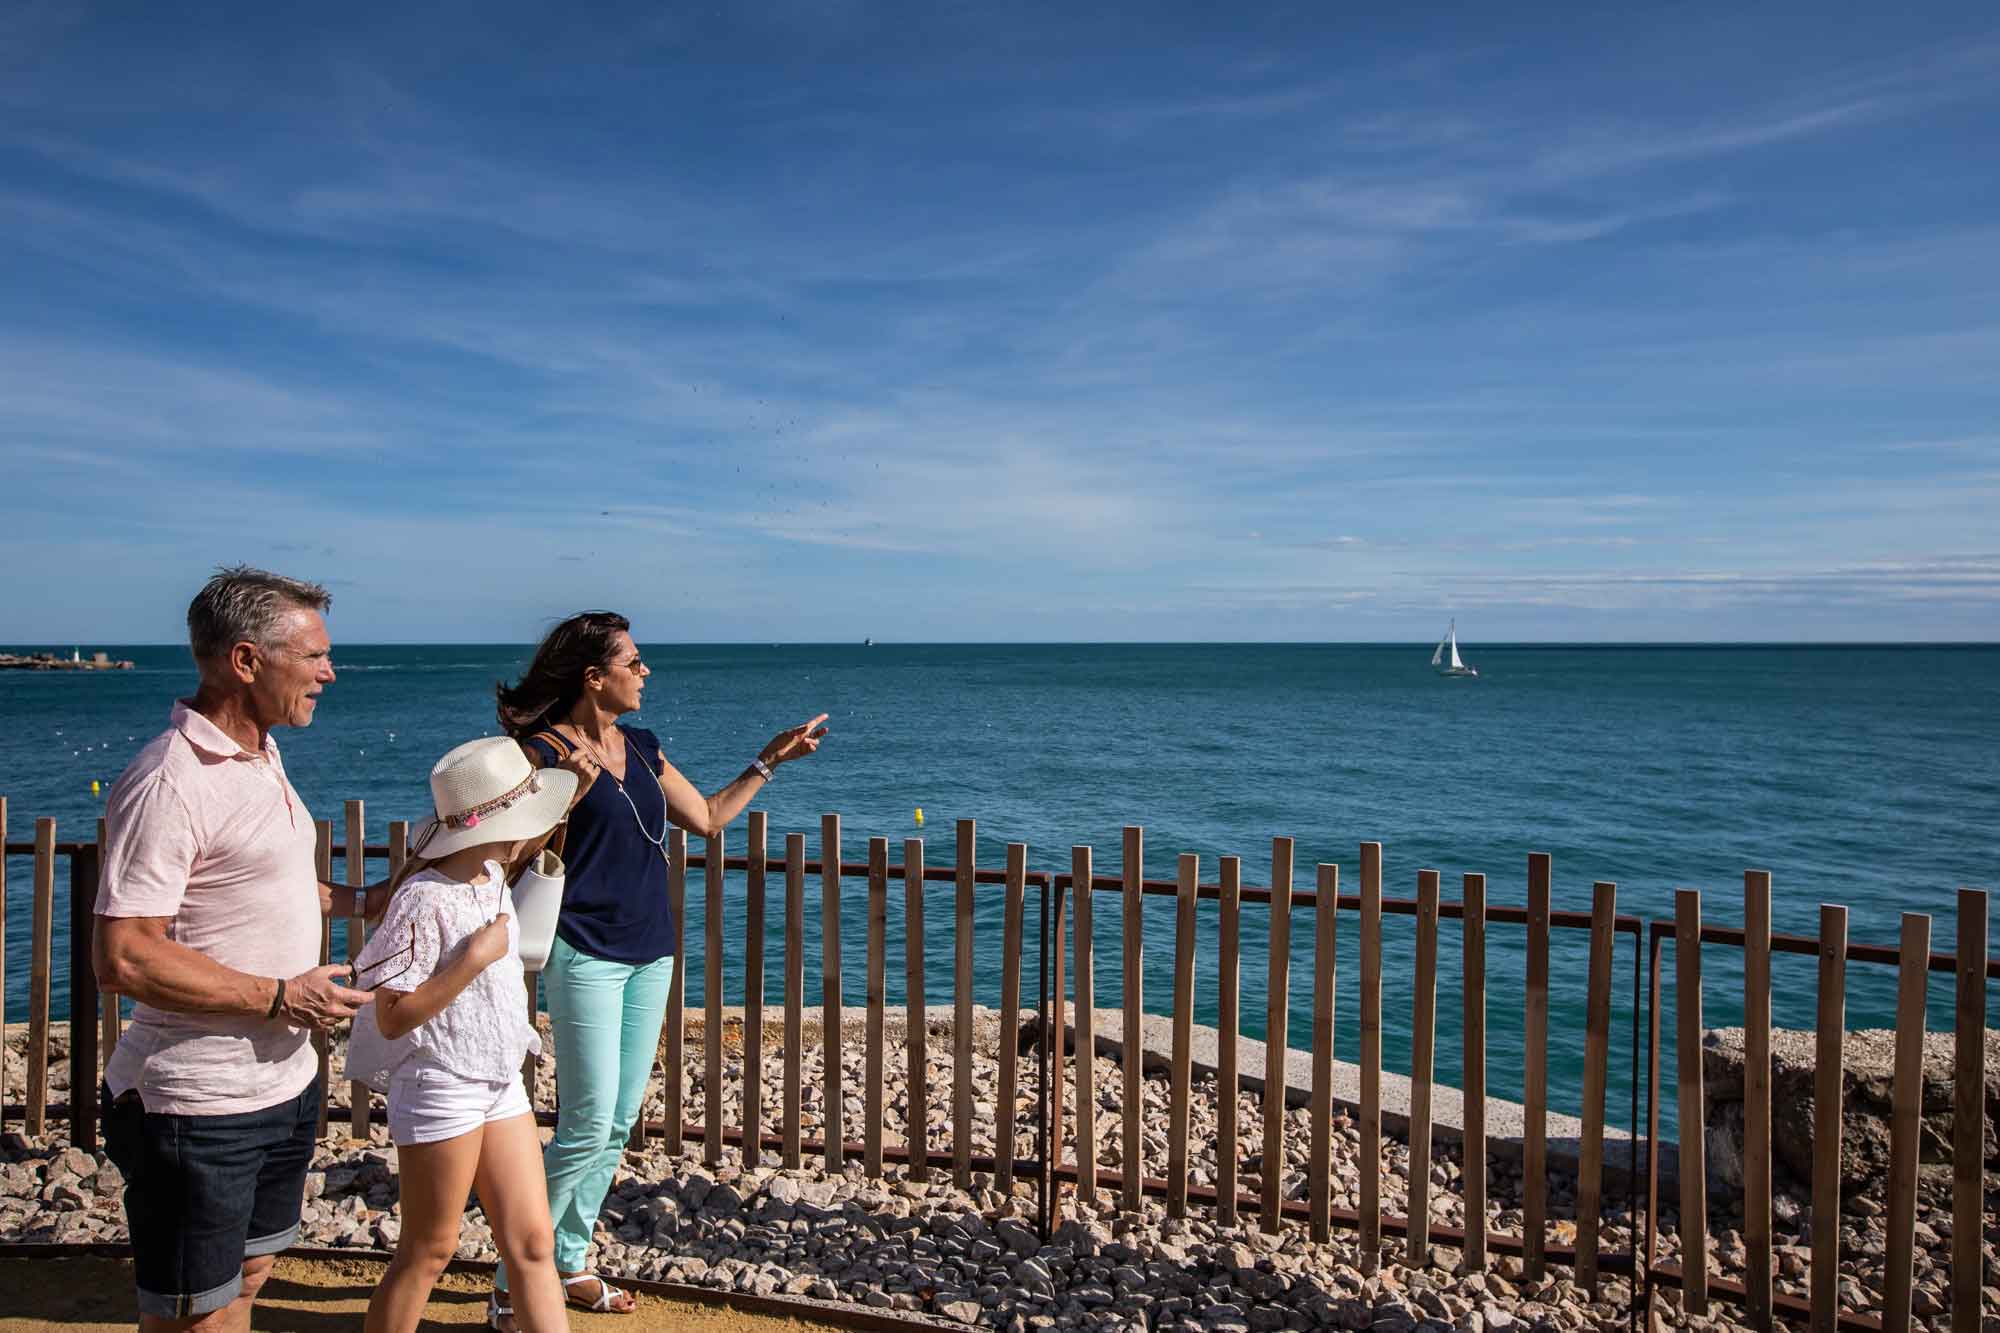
left=343, top=861, right=540, bottom=1091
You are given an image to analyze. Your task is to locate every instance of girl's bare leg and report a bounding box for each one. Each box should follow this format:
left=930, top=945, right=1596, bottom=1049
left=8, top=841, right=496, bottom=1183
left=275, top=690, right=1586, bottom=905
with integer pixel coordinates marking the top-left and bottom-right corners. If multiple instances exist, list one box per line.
left=366, top=1127, right=485, bottom=1333
left=475, top=1112, right=570, bottom=1333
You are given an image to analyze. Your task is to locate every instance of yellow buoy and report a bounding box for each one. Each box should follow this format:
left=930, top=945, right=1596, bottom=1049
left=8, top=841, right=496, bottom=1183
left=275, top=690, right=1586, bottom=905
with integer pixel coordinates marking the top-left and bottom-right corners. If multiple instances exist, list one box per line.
left=914, top=807, right=924, bottom=826
left=91, top=780, right=101, bottom=797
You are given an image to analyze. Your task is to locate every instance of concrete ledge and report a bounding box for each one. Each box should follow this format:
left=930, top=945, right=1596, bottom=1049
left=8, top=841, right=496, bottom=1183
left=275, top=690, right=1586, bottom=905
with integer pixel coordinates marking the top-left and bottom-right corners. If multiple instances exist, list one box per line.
left=671, top=1004, right=1678, bottom=1191
left=1021, top=1007, right=1677, bottom=1192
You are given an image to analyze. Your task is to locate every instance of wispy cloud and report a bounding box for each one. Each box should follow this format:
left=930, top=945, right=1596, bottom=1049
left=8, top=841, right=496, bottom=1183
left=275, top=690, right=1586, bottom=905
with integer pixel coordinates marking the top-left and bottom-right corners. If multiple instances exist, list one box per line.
left=2, top=8, right=1996, bottom=640
left=1531, top=101, right=1888, bottom=181
left=0, top=335, right=390, bottom=457
left=1443, top=555, right=2000, bottom=609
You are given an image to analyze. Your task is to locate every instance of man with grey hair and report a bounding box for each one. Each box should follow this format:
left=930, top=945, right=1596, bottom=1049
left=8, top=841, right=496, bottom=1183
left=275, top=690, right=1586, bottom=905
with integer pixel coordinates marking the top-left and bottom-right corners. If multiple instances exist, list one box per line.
left=94, top=566, right=382, bottom=1331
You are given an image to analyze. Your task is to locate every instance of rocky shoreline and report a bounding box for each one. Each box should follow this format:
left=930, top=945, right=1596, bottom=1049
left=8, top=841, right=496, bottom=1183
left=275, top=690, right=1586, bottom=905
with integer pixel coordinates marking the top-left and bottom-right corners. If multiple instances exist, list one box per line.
left=4, top=1017, right=1992, bottom=1331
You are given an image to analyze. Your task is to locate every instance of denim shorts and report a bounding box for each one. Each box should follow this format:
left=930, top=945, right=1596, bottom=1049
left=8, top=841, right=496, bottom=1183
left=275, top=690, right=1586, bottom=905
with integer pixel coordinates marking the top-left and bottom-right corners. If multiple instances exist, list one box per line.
left=100, top=1079, right=320, bottom=1319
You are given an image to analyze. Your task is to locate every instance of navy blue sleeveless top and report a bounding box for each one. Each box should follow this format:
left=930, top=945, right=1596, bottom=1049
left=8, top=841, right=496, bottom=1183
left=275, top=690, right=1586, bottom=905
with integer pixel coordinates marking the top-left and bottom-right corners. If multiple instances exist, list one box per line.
left=522, top=724, right=676, bottom=965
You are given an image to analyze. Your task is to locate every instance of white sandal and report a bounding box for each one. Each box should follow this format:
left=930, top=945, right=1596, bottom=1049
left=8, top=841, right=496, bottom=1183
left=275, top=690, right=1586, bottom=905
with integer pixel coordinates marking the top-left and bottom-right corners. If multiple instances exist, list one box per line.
left=562, top=1272, right=634, bottom=1313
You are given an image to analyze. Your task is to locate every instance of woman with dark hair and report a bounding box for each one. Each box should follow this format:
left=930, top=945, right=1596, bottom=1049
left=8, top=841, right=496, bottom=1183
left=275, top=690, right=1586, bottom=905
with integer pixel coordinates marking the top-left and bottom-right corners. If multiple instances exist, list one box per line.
left=487, top=612, right=824, bottom=1326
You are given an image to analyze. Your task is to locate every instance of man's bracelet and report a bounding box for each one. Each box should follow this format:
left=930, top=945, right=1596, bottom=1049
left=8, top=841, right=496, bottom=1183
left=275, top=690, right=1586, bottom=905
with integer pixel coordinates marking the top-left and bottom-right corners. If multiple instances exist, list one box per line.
left=750, top=757, right=774, bottom=782
left=266, top=977, right=286, bottom=1021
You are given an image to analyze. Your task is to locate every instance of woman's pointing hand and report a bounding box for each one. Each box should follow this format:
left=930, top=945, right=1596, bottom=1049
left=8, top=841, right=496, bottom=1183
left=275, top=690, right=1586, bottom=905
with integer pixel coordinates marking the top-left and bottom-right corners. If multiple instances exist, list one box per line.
left=760, top=713, right=829, bottom=769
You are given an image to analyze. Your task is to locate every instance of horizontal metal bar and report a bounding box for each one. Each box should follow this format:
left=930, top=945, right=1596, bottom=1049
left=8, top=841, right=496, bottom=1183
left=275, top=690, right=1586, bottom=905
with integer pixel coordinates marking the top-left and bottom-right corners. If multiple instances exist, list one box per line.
left=1055, top=873, right=1645, bottom=934
left=0, top=1160, right=1900, bottom=1333
left=0, top=1244, right=959, bottom=1332
left=321, top=1102, right=1044, bottom=1180
left=1645, top=1261, right=1883, bottom=1333
left=2, top=842, right=1052, bottom=888
left=398, top=848, right=1053, bottom=888
left=1649, top=917, right=2000, bottom=977
left=1062, top=1165, right=1888, bottom=1332
left=1050, top=1161, right=1634, bottom=1271
left=12, top=832, right=1974, bottom=970
left=0, top=1240, right=1889, bottom=1333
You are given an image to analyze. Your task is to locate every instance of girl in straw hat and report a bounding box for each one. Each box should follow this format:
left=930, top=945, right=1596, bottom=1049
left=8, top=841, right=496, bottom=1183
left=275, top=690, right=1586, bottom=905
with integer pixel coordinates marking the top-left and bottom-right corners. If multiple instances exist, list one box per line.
left=345, top=737, right=579, bottom=1333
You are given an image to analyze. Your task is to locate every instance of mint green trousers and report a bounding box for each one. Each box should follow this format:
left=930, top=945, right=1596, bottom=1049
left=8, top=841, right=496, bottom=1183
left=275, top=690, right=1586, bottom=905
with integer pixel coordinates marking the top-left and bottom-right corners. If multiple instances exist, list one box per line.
left=498, top=934, right=674, bottom=1285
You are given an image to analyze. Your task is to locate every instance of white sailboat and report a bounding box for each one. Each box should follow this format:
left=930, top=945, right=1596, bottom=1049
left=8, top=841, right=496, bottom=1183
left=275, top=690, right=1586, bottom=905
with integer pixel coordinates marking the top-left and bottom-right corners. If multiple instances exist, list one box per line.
left=1431, top=620, right=1478, bottom=678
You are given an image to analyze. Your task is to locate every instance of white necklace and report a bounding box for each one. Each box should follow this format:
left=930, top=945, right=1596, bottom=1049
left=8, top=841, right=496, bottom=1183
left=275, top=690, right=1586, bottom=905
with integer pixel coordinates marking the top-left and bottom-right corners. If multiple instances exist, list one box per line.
left=567, top=724, right=667, bottom=850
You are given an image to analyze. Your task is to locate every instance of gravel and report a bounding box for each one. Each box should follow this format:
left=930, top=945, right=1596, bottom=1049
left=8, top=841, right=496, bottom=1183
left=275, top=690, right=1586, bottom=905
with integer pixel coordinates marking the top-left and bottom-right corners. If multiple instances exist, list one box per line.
left=4, top=1015, right=1981, bottom=1331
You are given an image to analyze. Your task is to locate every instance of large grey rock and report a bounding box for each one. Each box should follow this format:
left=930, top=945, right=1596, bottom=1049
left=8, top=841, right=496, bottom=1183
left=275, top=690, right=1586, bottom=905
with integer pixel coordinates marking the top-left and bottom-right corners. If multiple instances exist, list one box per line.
left=1702, top=1025, right=2000, bottom=1198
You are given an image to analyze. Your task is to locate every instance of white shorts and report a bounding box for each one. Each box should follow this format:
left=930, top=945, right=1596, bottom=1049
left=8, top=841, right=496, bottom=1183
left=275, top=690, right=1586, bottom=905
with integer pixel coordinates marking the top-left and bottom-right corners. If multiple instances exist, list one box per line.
left=387, top=1066, right=532, bottom=1147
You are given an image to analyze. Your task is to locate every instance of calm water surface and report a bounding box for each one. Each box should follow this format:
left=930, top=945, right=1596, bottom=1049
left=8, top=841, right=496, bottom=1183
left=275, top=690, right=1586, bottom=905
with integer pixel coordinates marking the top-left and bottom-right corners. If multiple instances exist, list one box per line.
left=4, top=642, right=1995, bottom=1138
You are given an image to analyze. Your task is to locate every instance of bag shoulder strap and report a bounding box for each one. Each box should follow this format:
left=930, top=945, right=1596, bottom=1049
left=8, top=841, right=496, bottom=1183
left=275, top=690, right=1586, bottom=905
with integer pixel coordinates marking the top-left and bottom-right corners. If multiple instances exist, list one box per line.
left=529, top=726, right=574, bottom=761
left=513, top=728, right=571, bottom=870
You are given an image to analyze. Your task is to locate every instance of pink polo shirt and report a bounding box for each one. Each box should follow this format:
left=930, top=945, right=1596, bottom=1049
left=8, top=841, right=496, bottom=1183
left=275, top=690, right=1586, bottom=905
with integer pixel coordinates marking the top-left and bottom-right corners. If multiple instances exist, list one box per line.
left=96, top=701, right=323, bottom=1115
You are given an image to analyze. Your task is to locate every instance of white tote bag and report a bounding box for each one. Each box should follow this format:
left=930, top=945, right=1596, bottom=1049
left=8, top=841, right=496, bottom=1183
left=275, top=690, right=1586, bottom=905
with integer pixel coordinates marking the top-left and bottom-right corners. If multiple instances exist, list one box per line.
left=509, top=847, right=566, bottom=971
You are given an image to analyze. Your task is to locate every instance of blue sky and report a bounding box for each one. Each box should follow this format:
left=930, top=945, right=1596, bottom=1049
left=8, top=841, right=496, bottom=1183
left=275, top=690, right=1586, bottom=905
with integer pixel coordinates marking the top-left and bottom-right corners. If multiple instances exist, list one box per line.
left=4, top=2, right=1997, bottom=642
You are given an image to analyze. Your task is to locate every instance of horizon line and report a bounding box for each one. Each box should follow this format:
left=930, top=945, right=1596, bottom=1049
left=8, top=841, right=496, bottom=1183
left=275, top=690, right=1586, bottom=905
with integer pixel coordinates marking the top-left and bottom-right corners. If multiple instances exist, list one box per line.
left=5, top=639, right=1997, bottom=650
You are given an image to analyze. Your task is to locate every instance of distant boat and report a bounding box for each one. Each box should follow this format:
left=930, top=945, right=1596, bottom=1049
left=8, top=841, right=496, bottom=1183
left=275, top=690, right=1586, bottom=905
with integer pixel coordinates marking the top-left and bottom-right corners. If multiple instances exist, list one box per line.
left=1431, top=621, right=1478, bottom=678
left=863, top=638, right=873, bottom=647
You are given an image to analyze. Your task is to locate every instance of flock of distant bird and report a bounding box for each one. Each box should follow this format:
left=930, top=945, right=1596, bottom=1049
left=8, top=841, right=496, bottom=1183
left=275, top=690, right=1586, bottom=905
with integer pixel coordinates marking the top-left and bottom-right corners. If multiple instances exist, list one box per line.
left=58, top=728, right=132, bottom=760
left=63, top=728, right=405, bottom=777
left=578, top=418, right=896, bottom=545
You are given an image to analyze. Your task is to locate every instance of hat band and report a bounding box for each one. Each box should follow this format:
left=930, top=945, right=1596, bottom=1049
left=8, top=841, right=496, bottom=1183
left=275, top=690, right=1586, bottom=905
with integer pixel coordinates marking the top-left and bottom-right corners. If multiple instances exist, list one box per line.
left=441, top=772, right=542, bottom=830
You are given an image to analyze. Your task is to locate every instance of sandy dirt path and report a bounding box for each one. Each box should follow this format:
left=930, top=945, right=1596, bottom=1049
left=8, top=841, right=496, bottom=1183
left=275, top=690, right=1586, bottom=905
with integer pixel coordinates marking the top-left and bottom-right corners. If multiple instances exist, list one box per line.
left=0, top=1254, right=866, bottom=1332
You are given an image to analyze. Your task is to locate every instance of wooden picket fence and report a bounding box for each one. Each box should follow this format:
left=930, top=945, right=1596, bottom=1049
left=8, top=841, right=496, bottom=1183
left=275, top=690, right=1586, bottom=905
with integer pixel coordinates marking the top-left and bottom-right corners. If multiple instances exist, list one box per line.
left=3, top=792, right=1993, bottom=1332
left=1650, top=882, right=1995, bottom=1332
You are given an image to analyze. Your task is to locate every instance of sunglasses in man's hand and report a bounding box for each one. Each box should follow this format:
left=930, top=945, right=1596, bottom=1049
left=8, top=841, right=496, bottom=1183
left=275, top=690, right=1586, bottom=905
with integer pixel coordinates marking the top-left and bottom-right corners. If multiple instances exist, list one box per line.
left=348, top=922, right=418, bottom=990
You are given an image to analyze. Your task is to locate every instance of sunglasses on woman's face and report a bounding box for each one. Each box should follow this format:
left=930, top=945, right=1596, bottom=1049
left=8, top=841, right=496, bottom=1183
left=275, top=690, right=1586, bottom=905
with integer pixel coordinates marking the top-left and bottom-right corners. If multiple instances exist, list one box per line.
left=349, top=922, right=418, bottom=990
left=591, top=654, right=645, bottom=681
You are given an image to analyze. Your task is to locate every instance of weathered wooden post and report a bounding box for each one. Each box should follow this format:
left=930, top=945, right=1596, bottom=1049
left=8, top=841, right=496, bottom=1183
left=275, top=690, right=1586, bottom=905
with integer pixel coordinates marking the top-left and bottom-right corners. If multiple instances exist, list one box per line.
left=27, top=817, right=56, bottom=1137
left=821, top=814, right=844, bottom=1170
left=745, top=811, right=767, bottom=1166
left=1308, top=861, right=1338, bottom=1244
left=663, top=828, right=688, bottom=1153
left=1217, top=855, right=1242, bottom=1228
left=1524, top=852, right=1550, bottom=1281
left=1120, top=825, right=1144, bottom=1212
left=1166, top=853, right=1197, bottom=1219
left=1882, top=913, right=1931, bottom=1330
left=955, top=820, right=977, bottom=1189
left=346, top=801, right=369, bottom=1141
left=1262, top=838, right=1293, bottom=1235
left=782, top=833, right=805, bottom=1168
left=1953, top=889, right=1988, bottom=1333
left=1674, top=888, right=1708, bottom=1316
left=705, top=830, right=726, bottom=1167
left=905, top=837, right=928, bottom=1181
left=1741, top=871, right=1773, bottom=1329
left=865, top=837, right=888, bottom=1178
left=1407, top=868, right=1439, bottom=1266
left=1575, top=880, right=1618, bottom=1295
left=1072, top=845, right=1097, bottom=1205
left=1462, top=872, right=1487, bottom=1270
left=1359, top=840, right=1382, bottom=1269
left=996, top=843, right=1027, bottom=1192
left=1809, top=904, right=1846, bottom=1333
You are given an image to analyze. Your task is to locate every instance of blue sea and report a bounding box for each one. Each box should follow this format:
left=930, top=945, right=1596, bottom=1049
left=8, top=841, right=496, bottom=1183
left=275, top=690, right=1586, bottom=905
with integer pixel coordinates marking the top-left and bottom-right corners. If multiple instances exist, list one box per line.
left=3, top=642, right=1996, bottom=1139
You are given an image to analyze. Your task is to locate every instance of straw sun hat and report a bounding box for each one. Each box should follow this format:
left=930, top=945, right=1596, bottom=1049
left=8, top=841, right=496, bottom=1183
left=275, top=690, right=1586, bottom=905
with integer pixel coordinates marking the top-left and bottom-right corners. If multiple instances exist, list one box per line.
left=411, top=737, right=577, bottom=858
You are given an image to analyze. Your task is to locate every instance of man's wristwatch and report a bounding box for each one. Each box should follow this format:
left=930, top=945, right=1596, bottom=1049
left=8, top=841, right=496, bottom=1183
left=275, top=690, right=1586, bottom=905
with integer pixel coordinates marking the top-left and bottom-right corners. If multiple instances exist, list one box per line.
left=750, top=757, right=775, bottom=782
